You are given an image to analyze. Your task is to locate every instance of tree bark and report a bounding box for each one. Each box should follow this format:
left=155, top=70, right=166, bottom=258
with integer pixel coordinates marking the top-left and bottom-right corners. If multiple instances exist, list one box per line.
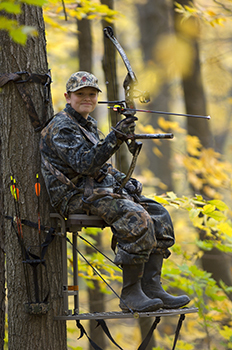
left=0, top=5, right=66, bottom=349
left=0, top=136, right=5, bottom=350
left=136, top=0, right=173, bottom=192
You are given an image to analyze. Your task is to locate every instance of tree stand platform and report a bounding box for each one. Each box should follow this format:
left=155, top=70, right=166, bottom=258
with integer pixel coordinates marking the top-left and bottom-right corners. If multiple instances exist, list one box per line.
left=50, top=213, right=198, bottom=349
left=54, top=307, right=197, bottom=321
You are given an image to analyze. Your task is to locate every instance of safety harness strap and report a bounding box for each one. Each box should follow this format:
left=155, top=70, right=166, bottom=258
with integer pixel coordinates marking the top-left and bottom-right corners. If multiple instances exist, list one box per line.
left=76, top=320, right=103, bottom=350
left=172, top=314, right=186, bottom=350
left=137, top=316, right=161, bottom=350
left=0, top=71, right=51, bottom=132
left=96, top=319, right=123, bottom=350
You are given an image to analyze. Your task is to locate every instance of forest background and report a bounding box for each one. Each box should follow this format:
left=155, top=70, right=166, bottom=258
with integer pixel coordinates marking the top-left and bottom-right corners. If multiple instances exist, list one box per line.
left=1, top=0, right=232, bottom=349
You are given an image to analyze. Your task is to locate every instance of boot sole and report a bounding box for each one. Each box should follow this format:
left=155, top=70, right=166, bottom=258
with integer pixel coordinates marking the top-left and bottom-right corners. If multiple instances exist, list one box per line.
left=120, top=304, right=163, bottom=313
left=162, top=298, right=190, bottom=309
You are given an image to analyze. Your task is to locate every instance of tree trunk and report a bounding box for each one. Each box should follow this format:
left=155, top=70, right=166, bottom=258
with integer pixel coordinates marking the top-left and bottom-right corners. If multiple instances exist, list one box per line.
left=77, top=18, right=92, bottom=72
left=77, top=17, right=107, bottom=349
left=0, top=5, right=66, bottom=349
left=0, top=136, right=5, bottom=350
left=174, top=0, right=213, bottom=149
left=173, top=0, right=232, bottom=296
left=136, top=0, right=173, bottom=192
left=101, top=0, right=130, bottom=174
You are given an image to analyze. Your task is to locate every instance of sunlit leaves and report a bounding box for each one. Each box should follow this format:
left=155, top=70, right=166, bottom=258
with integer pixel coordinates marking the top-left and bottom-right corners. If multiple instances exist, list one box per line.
left=175, top=1, right=227, bottom=27
left=1, top=0, right=119, bottom=44
left=0, top=1, right=21, bottom=14
left=0, top=15, right=38, bottom=44
left=182, top=135, right=232, bottom=198
left=0, top=0, right=46, bottom=44
left=154, top=191, right=232, bottom=254
left=186, top=135, right=201, bottom=157
left=44, top=0, right=120, bottom=25
left=158, top=116, right=185, bottom=133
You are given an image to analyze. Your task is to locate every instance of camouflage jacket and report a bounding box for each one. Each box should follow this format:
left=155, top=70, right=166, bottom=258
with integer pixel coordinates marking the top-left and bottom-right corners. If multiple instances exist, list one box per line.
left=40, top=104, right=127, bottom=213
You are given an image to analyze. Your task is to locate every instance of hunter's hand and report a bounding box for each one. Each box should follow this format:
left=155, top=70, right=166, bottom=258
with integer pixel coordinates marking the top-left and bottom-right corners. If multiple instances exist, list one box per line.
left=113, top=116, right=138, bottom=141
left=125, top=178, right=143, bottom=196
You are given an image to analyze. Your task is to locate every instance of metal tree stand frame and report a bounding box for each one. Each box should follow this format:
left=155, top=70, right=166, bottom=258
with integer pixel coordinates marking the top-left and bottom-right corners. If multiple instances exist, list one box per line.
left=50, top=212, right=198, bottom=320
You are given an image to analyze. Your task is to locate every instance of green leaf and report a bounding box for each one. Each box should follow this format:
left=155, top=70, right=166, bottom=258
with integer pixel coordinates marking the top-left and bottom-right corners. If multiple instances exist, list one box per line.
left=0, top=2, right=21, bottom=14
left=189, top=208, right=202, bottom=219
left=208, top=199, right=229, bottom=211
left=0, top=16, right=18, bottom=30
left=9, top=27, right=27, bottom=45
left=166, top=191, right=177, bottom=199
left=20, top=0, right=46, bottom=6
left=196, top=239, right=214, bottom=251
left=207, top=211, right=227, bottom=221
left=202, top=204, right=215, bottom=214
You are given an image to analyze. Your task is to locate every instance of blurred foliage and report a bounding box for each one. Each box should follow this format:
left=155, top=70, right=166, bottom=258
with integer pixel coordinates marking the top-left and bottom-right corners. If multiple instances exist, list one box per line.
left=44, top=0, right=119, bottom=23
left=175, top=1, right=229, bottom=27
left=0, top=0, right=119, bottom=45
left=0, top=0, right=45, bottom=44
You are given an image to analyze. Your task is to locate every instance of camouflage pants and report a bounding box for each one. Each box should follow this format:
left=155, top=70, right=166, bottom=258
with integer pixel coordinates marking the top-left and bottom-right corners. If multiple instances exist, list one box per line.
left=63, top=191, right=175, bottom=265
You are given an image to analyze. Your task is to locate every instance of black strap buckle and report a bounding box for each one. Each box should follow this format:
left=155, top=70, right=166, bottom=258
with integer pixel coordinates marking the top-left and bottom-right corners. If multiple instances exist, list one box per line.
left=15, top=71, right=30, bottom=83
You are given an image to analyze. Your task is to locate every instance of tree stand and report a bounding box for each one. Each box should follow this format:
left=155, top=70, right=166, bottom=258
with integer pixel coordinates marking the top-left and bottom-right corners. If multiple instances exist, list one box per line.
left=50, top=212, right=198, bottom=350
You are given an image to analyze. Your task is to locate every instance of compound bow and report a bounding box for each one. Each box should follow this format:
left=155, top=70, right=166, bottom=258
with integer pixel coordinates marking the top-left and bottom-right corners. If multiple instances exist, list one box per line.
left=103, top=26, right=173, bottom=192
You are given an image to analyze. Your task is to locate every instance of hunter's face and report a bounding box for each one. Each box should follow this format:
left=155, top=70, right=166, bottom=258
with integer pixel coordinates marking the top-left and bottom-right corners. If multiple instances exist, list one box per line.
left=65, top=87, right=98, bottom=119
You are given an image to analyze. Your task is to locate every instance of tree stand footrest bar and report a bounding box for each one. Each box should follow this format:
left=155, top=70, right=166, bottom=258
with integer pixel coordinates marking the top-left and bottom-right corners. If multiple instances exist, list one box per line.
left=54, top=306, right=198, bottom=320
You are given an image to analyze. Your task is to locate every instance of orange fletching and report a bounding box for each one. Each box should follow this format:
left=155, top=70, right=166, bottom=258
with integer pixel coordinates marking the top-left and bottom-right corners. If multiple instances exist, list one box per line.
left=35, top=182, right=41, bottom=197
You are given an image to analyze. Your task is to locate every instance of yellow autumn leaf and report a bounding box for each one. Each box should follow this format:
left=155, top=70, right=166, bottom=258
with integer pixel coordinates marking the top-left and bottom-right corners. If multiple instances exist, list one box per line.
left=217, top=222, right=232, bottom=237
left=153, top=147, right=163, bottom=158
left=158, top=181, right=168, bottom=190
left=142, top=124, right=156, bottom=134
left=158, top=117, right=185, bottom=133
left=154, top=196, right=169, bottom=205
left=186, top=135, right=201, bottom=156
left=188, top=173, right=203, bottom=190
left=207, top=10, right=216, bottom=17
left=185, top=5, right=198, bottom=13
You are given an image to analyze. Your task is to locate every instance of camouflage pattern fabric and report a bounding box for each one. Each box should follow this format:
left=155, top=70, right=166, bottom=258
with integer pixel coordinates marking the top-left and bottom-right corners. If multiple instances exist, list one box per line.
left=40, top=103, right=175, bottom=265
left=67, top=191, right=174, bottom=264
left=66, top=71, right=102, bottom=92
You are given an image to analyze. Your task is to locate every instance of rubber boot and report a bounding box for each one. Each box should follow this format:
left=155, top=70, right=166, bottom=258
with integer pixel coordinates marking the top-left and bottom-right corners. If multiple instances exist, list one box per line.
left=119, top=263, right=163, bottom=312
left=141, top=254, right=190, bottom=309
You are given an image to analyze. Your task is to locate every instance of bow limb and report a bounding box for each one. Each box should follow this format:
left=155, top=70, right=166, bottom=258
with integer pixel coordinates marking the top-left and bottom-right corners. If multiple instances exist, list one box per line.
left=104, top=26, right=137, bottom=113
left=104, top=26, right=137, bottom=85
left=104, top=26, right=141, bottom=191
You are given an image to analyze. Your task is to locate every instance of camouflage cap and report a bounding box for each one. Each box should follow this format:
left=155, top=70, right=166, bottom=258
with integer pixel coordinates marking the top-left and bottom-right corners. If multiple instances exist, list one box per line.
left=66, top=71, right=102, bottom=93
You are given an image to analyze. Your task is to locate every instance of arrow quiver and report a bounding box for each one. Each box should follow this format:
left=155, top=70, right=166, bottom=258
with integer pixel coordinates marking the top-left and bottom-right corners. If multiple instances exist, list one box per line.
left=6, top=208, right=55, bottom=315
left=8, top=177, right=54, bottom=315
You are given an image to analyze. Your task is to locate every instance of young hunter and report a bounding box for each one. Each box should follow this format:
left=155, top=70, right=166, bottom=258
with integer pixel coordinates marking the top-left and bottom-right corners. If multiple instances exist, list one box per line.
left=40, top=71, right=190, bottom=312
